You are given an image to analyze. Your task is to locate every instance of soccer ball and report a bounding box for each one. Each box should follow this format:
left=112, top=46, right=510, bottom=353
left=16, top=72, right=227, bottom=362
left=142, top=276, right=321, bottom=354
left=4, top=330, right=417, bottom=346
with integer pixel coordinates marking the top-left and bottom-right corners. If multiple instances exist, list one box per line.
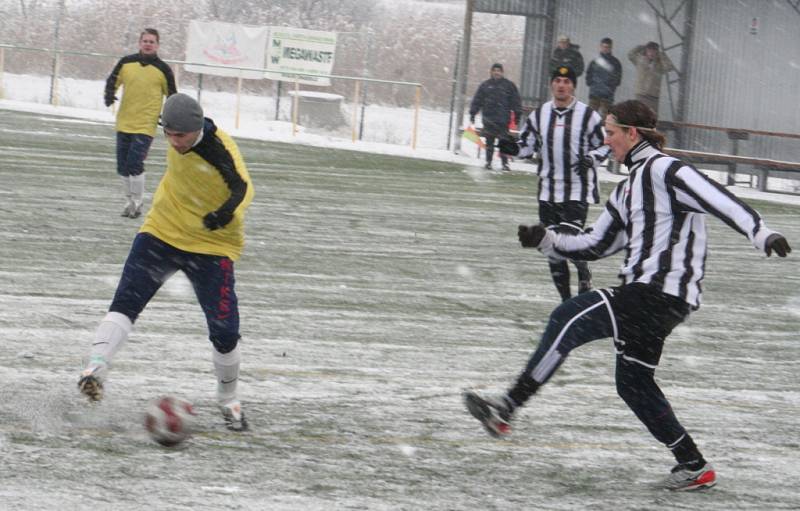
left=144, top=396, right=196, bottom=447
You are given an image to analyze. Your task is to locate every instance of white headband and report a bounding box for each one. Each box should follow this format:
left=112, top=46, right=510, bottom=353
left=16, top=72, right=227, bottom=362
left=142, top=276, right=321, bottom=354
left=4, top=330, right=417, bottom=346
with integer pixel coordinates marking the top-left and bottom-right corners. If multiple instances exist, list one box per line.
left=606, top=117, right=658, bottom=133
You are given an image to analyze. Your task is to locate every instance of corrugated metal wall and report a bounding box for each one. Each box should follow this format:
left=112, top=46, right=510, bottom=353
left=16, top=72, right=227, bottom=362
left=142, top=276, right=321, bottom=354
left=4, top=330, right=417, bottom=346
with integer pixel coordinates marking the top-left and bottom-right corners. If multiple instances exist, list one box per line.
left=553, top=0, right=686, bottom=119
left=520, top=8, right=552, bottom=104
left=685, top=0, right=800, bottom=160
left=478, top=0, right=800, bottom=160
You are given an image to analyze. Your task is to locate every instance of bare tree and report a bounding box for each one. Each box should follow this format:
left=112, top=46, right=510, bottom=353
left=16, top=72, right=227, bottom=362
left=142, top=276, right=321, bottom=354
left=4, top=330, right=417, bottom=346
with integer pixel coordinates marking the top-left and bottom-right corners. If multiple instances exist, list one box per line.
left=1, top=0, right=522, bottom=109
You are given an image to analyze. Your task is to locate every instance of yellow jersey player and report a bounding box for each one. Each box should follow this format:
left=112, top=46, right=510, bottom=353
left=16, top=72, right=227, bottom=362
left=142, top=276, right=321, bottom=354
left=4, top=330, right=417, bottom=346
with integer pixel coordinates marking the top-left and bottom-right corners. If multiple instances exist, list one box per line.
left=79, top=94, right=254, bottom=431
left=104, top=28, right=177, bottom=218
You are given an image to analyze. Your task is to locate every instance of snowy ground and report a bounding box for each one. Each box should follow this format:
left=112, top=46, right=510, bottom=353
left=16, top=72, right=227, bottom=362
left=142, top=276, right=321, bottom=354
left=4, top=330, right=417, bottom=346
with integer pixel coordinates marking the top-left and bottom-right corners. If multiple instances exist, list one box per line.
left=3, top=71, right=800, bottom=202
left=0, top=106, right=799, bottom=510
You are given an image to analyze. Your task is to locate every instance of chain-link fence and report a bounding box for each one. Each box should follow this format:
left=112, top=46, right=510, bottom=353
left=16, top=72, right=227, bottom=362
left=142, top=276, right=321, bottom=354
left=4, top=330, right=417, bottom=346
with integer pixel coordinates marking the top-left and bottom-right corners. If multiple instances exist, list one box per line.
left=0, top=43, right=446, bottom=150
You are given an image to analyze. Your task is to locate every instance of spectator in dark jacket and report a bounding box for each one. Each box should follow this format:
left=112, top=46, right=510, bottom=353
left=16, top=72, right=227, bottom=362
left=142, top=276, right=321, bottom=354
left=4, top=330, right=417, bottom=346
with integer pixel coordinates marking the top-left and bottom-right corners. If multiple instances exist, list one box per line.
left=469, top=63, right=522, bottom=171
left=585, top=37, right=622, bottom=118
left=549, top=35, right=584, bottom=78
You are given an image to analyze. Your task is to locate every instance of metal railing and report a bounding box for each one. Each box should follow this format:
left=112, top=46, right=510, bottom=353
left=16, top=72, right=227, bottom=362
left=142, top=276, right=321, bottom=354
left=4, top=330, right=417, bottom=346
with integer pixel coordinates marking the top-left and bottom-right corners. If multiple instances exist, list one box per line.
left=659, top=120, right=800, bottom=193
left=0, top=43, right=425, bottom=149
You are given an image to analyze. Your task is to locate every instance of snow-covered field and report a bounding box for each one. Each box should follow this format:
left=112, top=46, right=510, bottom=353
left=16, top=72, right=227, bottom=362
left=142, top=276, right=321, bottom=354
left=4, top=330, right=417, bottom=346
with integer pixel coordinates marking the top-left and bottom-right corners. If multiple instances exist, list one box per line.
left=4, top=70, right=800, bottom=201
left=0, top=103, right=799, bottom=510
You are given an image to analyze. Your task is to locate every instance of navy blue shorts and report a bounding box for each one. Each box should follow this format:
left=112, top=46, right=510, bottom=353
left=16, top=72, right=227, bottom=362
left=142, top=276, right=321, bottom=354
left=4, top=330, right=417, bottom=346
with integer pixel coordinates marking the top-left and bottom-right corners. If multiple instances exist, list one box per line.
left=523, top=283, right=690, bottom=385
left=538, top=200, right=589, bottom=230
left=607, top=283, right=690, bottom=366
left=116, top=132, right=153, bottom=177
left=109, top=233, right=240, bottom=353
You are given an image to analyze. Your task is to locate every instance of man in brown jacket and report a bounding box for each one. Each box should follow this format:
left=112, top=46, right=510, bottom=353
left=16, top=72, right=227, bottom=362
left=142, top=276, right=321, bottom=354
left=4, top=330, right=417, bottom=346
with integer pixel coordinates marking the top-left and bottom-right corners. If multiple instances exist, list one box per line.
left=628, top=41, right=674, bottom=115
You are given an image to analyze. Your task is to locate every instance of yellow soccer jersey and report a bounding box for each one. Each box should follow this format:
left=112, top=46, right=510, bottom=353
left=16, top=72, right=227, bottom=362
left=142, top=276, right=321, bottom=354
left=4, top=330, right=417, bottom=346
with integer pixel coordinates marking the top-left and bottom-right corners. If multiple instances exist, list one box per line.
left=140, top=120, right=254, bottom=260
left=105, top=53, right=177, bottom=136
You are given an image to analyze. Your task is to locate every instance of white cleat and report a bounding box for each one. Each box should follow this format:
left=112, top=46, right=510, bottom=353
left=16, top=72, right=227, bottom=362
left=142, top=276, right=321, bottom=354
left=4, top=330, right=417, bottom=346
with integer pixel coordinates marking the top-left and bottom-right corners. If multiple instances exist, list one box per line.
left=219, top=401, right=249, bottom=431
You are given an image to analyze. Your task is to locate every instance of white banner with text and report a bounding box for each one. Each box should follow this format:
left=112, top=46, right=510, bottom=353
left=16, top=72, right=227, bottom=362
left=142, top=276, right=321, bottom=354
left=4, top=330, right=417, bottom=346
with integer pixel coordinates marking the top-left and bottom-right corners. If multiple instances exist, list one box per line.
left=185, top=20, right=268, bottom=79
left=265, top=27, right=337, bottom=86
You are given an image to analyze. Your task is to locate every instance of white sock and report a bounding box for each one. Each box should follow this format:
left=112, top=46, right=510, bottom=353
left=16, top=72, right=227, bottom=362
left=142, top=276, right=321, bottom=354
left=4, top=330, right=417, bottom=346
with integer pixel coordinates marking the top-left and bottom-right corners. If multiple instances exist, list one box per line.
left=213, top=345, right=241, bottom=406
left=129, top=174, right=145, bottom=207
left=120, top=176, right=132, bottom=206
left=85, top=311, right=132, bottom=380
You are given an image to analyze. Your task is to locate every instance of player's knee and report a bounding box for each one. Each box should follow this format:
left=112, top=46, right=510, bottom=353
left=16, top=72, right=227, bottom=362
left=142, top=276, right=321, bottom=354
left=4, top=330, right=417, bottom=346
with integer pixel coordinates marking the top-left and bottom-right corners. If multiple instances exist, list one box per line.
left=107, top=305, right=139, bottom=325
left=615, top=359, right=653, bottom=405
left=548, top=295, right=588, bottom=323
left=615, top=377, right=641, bottom=406
left=210, top=332, right=240, bottom=354
left=546, top=302, right=571, bottom=330
left=541, top=300, right=585, bottom=349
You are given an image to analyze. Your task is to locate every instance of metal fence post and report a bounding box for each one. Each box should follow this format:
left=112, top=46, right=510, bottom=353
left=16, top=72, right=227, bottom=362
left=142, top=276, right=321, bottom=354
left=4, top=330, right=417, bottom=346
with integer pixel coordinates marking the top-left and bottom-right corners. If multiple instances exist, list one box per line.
left=352, top=80, right=360, bottom=143
left=292, top=78, right=299, bottom=136
left=412, top=85, right=421, bottom=149
left=0, top=47, right=5, bottom=99
left=51, top=53, right=61, bottom=106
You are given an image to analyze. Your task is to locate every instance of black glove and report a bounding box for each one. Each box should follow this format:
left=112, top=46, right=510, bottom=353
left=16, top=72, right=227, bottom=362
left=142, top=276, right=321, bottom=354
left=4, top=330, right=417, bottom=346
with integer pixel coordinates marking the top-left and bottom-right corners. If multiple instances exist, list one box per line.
left=203, top=210, right=234, bottom=231
left=765, top=233, right=791, bottom=257
left=577, top=155, right=594, bottom=175
left=104, top=94, right=117, bottom=107
left=518, top=223, right=547, bottom=248
left=498, top=138, right=520, bottom=156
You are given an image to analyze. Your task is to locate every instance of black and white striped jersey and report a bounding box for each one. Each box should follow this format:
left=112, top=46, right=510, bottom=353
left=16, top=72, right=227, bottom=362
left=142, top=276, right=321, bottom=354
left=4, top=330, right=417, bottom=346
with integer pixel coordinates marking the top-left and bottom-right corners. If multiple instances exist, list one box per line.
left=538, top=140, right=779, bottom=308
left=518, top=97, right=610, bottom=204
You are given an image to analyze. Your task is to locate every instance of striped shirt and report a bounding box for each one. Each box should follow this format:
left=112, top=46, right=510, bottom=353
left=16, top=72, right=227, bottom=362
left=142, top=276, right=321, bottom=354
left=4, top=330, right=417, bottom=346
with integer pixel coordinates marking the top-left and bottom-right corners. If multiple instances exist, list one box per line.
left=518, top=97, right=610, bottom=203
left=539, top=140, right=778, bottom=308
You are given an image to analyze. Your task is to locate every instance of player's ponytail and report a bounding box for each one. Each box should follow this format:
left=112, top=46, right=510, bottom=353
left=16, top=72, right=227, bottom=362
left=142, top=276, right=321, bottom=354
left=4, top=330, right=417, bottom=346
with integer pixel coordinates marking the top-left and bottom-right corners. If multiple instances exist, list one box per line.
left=608, top=100, right=666, bottom=149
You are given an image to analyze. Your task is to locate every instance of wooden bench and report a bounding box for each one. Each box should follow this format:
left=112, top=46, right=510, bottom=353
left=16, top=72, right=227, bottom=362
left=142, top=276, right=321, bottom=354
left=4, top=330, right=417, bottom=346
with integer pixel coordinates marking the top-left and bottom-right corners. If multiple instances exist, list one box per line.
left=657, top=121, right=800, bottom=192
left=459, top=121, right=800, bottom=194
left=662, top=148, right=800, bottom=191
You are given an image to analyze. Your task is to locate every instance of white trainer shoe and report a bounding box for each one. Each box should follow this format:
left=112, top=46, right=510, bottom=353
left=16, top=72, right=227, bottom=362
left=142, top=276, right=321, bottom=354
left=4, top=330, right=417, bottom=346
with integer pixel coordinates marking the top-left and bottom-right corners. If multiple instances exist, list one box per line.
left=663, top=462, right=717, bottom=491
left=219, top=401, right=249, bottom=431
